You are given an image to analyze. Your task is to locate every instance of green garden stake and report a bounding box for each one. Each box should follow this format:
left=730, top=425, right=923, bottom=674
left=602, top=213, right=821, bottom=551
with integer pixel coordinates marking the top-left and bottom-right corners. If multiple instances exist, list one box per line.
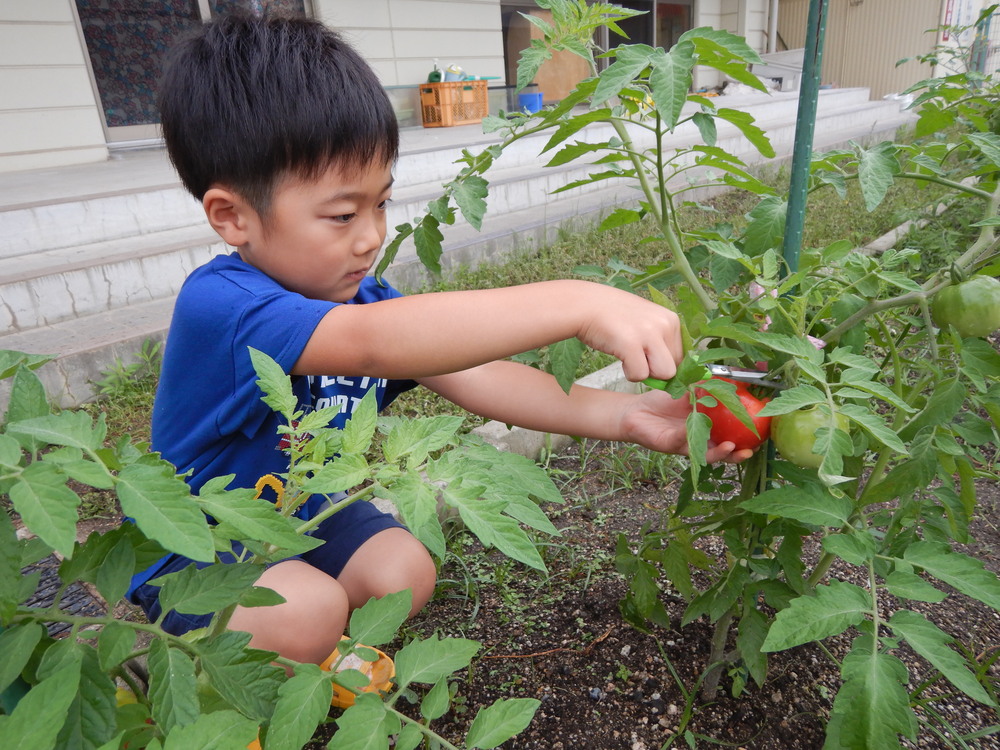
left=780, top=0, right=831, bottom=278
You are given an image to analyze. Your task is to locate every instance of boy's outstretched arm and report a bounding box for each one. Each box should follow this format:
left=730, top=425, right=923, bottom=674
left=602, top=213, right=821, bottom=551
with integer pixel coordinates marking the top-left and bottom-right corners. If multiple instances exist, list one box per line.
left=293, top=280, right=682, bottom=383
left=419, top=360, right=754, bottom=464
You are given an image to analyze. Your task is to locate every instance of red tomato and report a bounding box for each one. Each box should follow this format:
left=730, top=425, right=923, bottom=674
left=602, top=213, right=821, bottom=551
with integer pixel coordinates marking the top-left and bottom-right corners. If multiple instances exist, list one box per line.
left=695, top=376, right=771, bottom=451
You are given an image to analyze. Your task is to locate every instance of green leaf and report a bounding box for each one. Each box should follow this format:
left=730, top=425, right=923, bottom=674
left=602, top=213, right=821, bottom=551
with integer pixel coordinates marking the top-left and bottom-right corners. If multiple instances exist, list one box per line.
left=6, top=365, right=50, bottom=425
left=741, top=484, right=851, bottom=528
left=148, top=639, right=200, bottom=732
left=382, top=416, right=464, bottom=466
left=265, top=665, right=334, bottom=750
left=0, top=623, right=43, bottom=694
left=421, top=679, right=451, bottom=722
left=6, top=410, right=106, bottom=452
left=97, top=621, right=136, bottom=672
left=516, top=41, right=552, bottom=92
left=692, top=111, right=717, bottom=146
left=597, top=207, right=644, bottom=231
left=466, top=698, right=541, bottom=749
left=593, top=44, right=657, bottom=106
left=762, top=580, right=870, bottom=651
left=95, top=536, right=136, bottom=604
left=715, top=108, right=774, bottom=158
left=56, top=645, right=117, bottom=750
left=889, top=610, right=995, bottom=706
left=756, top=385, right=826, bottom=416
left=542, top=108, right=615, bottom=153
left=248, top=348, right=296, bottom=418
left=736, top=606, right=769, bottom=688
left=8, top=462, right=80, bottom=558
left=742, top=196, right=786, bottom=255
left=549, top=337, right=585, bottom=394
left=680, top=26, right=763, bottom=65
left=0, top=349, right=51, bottom=380
left=394, top=634, right=481, bottom=688
left=117, top=463, right=215, bottom=562
left=451, top=175, right=489, bottom=231
left=838, top=404, right=909, bottom=455
left=413, top=214, right=444, bottom=276
left=0, top=665, right=80, bottom=750
left=451, top=491, right=546, bottom=571
left=196, top=487, right=320, bottom=556
left=648, top=41, right=695, bottom=129
left=330, top=692, right=398, bottom=749
left=198, top=632, right=283, bottom=720
left=161, top=710, right=259, bottom=750
left=155, top=562, right=265, bottom=616
left=904, top=542, right=1000, bottom=611
left=341, top=388, right=379, bottom=455
left=301, top=452, right=371, bottom=494
left=374, top=476, right=445, bottom=560
left=856, top=141, right=901, bottom=211
left=821, top=531, right=877, bottom=566
left=828, top=636, right=916, bottom=748
left=348, top=590, right=412, bottom=647
left=967, top=131, right=1000, bottom=168
left=375, top=222, right=414, bottom=282
left=884, top=571, right=947, bottom=603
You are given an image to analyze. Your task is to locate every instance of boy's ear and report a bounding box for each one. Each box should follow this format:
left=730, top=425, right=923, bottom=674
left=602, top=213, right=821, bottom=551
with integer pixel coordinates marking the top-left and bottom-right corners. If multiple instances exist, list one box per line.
left=203, top=186, right=256, bottom=246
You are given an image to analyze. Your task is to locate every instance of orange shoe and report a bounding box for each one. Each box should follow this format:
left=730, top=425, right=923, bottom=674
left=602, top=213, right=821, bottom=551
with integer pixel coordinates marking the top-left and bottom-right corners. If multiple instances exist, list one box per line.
left=320, top=637, right=395, bottom=709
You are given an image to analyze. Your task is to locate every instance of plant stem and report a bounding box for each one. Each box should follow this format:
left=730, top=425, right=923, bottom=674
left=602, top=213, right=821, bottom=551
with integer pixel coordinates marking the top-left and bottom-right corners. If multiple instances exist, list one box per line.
left=700, top=605, right=736, bottom=699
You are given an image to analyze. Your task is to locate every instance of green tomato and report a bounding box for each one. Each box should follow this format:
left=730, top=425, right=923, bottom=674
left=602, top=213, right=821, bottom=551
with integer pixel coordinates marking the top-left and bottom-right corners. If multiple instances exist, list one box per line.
left=930, top=275, right=1000, bottom=338
left=772, top=406, right=850, bottom=469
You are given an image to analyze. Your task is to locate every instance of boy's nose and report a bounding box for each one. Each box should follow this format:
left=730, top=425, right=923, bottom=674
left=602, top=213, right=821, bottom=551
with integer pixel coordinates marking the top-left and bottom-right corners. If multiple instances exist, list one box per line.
left=354, top=216, right=385, bottom=255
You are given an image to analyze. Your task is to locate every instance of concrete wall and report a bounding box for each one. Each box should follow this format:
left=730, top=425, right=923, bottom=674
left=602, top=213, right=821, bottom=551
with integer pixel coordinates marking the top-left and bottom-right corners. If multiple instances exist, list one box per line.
left=314, top=0, right=506, bottom=87
left=0, top=0, right=108, bottom=173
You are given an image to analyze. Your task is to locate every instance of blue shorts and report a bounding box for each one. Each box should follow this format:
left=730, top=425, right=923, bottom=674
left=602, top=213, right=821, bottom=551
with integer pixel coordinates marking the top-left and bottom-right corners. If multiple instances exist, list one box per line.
left=130, top=500, right=405, bottom=635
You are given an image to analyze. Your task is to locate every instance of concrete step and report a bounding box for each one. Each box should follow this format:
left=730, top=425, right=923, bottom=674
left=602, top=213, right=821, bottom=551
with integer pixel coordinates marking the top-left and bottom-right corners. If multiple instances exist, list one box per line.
left=0, top=88, right=914, bottom=409
left=4, top=91, right=879, bottom=332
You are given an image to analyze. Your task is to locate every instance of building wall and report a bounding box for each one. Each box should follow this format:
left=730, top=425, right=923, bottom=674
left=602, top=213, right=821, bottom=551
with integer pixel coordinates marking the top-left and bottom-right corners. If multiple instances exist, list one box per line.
left=695, top=0, right=772, bottom=89
left=778, top=0, right=943, bottom=99
left=0, top=0, right=108, bottom=173
left=314, top=0, right=506, bottom=87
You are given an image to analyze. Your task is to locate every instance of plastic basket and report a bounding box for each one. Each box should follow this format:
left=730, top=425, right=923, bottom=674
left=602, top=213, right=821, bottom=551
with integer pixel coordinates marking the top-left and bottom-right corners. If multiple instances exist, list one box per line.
left=419, top=80, right=488, bottom=128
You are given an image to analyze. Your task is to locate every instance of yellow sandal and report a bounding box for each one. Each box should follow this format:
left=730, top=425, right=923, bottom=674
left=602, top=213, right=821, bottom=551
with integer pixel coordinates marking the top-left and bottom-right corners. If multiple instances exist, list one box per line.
left=321, top=636, right=395, bottom=708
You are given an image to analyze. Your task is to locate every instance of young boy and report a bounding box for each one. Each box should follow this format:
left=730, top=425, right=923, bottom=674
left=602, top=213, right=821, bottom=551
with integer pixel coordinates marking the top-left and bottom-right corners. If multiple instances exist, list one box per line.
left=128, top=12, right=749, bottom=670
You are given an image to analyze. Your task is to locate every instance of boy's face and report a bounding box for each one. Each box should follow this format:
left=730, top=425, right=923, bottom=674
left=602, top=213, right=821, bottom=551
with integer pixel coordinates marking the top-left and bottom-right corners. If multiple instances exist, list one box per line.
left=237, top=160, right=394, bottom=303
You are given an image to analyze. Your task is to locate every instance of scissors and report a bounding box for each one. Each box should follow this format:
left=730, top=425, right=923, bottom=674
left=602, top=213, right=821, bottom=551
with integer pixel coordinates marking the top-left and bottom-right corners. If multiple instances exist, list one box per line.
left=643, top=364, right=783, bottom=391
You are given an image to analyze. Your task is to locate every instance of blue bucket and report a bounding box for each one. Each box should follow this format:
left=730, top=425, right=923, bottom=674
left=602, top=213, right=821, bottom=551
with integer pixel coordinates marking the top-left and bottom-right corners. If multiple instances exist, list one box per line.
left=518, top=92, right=543, bottom=113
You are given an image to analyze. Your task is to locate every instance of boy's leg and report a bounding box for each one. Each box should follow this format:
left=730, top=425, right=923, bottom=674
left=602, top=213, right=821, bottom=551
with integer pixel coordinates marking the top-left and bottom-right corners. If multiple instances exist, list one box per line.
left=227, top=559, right=349, bottom=665
left=336, top=527, right=437, bottom=616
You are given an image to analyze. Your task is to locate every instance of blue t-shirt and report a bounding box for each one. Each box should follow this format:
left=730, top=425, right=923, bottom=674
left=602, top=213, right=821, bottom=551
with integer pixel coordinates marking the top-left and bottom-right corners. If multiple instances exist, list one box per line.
left=129, top=252, right=415, bottom=595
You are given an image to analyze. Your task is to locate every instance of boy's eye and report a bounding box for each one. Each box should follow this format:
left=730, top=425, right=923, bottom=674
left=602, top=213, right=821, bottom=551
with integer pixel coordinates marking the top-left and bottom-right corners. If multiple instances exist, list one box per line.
left=330, top=213, right=355, bottom=223
left=377, top=198, right=392, bottom=211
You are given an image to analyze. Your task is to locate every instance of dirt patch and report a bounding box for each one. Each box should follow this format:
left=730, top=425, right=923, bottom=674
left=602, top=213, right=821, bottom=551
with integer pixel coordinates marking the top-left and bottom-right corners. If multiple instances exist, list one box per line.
left=24, top=446, right=1000, bottom=748
left=347, top=447, right=1000, bottom=750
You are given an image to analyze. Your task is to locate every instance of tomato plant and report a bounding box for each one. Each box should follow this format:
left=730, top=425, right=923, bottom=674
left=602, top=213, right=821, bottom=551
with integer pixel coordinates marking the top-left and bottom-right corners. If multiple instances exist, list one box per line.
left=385, top=2, right=1000, bottom=747
left=930, top=274, right=1000, bottom=338
left=695, top=376, right=771, bottom=451
left=771, top=405, right=850, bottom=470
left=0, top=348, right=555, bottom=749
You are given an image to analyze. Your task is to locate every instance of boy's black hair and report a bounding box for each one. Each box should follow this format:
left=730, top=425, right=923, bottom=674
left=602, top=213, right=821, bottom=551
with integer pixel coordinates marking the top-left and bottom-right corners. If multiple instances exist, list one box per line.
left=158, top=12, right=399, bottom=216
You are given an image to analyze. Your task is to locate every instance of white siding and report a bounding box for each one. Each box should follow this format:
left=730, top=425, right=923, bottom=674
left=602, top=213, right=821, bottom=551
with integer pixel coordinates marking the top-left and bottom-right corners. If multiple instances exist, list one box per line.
left=315, top=0, right=506, bottom=86
left=778, top=0, right=942, bottom=99
left=0, top=0, right=107, bottom=173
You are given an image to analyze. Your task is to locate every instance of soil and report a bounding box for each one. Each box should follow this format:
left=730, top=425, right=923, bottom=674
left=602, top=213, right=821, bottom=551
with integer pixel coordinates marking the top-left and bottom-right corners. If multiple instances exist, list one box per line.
left=333, top=445, right=1000, bottom=750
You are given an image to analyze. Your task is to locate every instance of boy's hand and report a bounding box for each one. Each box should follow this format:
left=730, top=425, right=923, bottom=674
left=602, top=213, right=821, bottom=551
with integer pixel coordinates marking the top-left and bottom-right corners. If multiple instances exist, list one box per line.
left=577, top=290, right=683, bottom=382
left=619, top=389, right=755, bottom=464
